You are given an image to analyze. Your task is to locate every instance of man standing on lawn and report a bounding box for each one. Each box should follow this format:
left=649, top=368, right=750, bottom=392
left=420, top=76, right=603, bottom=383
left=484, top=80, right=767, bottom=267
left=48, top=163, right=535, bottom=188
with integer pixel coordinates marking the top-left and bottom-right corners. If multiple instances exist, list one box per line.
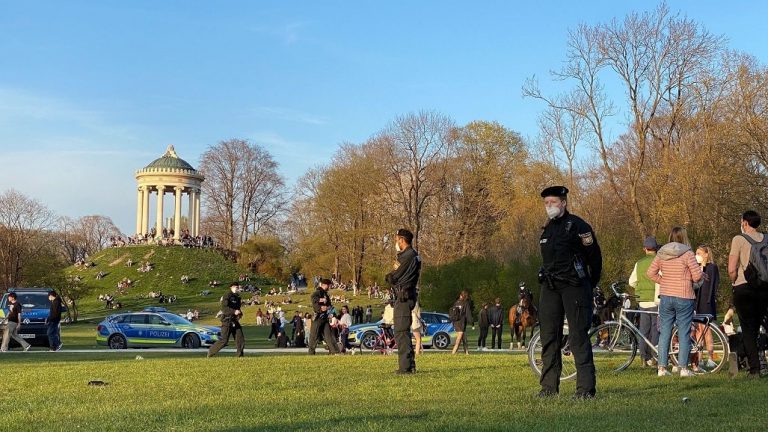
left=385, top=228, right=422, bottom=374
left=207, top=283, right=245, bottom=358
left=537, top=186, right=602, bottom=399
left=47, top=290, right=64, bottom=352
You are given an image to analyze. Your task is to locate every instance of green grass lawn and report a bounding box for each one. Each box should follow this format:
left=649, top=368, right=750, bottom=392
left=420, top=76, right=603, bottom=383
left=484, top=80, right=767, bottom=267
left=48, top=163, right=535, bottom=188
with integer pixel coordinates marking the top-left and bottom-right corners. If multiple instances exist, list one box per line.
left=0, top=349, right=765, bottom=432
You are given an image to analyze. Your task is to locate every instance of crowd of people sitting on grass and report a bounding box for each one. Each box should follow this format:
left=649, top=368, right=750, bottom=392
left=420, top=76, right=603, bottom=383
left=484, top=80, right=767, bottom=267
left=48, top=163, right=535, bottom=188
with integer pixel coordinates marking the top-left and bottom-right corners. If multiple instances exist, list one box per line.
left=110, top=230, right=215, bottom=248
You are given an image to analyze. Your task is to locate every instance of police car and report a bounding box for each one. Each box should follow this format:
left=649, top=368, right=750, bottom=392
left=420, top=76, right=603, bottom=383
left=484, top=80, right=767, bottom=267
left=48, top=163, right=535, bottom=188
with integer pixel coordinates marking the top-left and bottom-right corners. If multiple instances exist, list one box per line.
left=96, top=307, right=220, bottom=349
left=0, top=288, right=65, bottom=346
left=348, top=312, right=456, bottom=350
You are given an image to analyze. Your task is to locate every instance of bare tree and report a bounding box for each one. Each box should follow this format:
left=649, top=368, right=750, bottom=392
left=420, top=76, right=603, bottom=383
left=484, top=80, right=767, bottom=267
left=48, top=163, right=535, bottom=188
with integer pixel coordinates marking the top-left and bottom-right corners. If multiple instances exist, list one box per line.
left=524, top=3, right=723, bottom=235
left=199, top=139, right=286, bottom=250
left=376, top=110, right=455, bottom=251
left=0, top=189, right=55, bottom=290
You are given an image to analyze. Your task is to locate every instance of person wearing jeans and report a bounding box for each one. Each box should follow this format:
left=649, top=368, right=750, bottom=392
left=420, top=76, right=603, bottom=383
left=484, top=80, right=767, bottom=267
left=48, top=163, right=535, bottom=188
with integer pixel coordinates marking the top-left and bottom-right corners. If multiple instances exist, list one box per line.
left=47, top=290, right=64, bottom=351
left=657, top=295, right=695, bottom=373
left=647, top=226, right=703, bottom=377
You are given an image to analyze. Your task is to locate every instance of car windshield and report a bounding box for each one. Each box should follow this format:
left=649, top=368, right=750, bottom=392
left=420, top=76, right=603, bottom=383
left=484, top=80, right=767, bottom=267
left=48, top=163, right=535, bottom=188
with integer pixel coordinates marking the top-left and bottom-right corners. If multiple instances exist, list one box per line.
left=16, top=293, right=51, bottom=309
left=161, top=313, right=192, bottom=325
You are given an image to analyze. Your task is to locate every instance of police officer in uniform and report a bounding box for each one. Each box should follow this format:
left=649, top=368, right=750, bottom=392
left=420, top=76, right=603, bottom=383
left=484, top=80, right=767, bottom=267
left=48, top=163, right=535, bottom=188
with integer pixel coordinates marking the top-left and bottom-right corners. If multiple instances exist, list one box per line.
left=207, top=283, right=245, bottom=357
left=308, top=278, right=339, bottom=355
left=385, top=228, right=422, bottom=374
left=537, top=186, right=602, bottom=399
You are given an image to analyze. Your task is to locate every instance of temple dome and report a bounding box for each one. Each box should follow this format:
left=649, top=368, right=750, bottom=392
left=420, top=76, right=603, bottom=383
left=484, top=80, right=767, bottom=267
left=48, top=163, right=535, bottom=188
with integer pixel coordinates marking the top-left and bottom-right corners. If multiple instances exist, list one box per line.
left=143, top=145, right=196, bottom=171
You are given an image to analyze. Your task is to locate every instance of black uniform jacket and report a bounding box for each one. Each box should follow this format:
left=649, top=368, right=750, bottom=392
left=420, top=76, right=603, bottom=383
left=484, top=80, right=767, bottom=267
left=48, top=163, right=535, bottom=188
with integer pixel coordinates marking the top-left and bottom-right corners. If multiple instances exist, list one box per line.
left=385, top=246, right=422, bottom=301
left=221, top=292, right=242, bottom=321
left=311, top=288, right=332, bottom=317
left=540, top=210, right=602, bottom=288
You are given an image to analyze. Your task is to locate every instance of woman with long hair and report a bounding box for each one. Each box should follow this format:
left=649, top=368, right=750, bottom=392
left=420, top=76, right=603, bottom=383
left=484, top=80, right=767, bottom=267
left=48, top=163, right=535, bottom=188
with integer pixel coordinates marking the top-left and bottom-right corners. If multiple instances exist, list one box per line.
left=692, top=244, right=719, bottom=370
left=450, top=290, right=474, bottom=355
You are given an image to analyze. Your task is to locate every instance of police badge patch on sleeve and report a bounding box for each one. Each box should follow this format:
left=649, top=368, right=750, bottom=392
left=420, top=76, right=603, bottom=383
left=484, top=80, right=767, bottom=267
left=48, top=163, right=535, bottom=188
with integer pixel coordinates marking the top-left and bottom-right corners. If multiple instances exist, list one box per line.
left=579, top=232, right=594, bottom=246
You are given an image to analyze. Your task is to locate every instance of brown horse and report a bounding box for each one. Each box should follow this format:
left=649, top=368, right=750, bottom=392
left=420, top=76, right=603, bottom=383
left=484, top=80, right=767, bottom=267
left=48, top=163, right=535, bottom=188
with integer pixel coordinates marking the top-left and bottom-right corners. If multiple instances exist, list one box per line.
left=509, top=297, right=537, bottom=349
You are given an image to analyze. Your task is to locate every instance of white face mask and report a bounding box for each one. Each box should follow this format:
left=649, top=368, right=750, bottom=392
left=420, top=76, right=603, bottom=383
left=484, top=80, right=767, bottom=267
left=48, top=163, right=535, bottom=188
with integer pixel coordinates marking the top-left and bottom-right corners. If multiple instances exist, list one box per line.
left=545, top=206, right=561, bottom=219
left=695, top=255, right=704, bottom=264
left=395, top=242, right=402, bottom=252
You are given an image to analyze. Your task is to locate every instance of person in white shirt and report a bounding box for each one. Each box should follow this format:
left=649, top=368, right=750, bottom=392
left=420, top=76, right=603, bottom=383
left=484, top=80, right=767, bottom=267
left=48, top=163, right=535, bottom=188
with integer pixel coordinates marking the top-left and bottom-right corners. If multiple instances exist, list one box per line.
left=339, top=305, right=353, bottom=353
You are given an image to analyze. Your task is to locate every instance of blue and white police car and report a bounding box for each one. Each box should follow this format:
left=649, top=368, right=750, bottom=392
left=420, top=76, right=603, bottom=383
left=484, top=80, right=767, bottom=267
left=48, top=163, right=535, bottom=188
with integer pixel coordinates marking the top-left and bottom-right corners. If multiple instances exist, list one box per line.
left=96, top=307, right=220, bottom=349
left=348, top=311, right=457, bottom=350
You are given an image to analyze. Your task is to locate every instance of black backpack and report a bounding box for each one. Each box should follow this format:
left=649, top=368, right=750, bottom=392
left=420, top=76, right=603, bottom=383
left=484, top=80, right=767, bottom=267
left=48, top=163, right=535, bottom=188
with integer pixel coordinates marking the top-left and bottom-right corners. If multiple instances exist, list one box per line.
left=741, top=234, right=768, bottom=288
left=449, top=303, right=462, bottom=322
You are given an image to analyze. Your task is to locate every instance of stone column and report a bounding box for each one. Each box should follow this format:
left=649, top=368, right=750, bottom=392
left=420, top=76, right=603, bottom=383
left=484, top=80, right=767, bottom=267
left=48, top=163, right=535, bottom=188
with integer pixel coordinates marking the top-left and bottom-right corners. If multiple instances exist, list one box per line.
left=135, top=187, right=144, bottom=235
left=188, top=189, right=196, bottom=236
left=155, top=185, right=166, bottom=239
left=194, top=189, right=201, bottom=236
left=173, top=187, right=183, bottom=241
left=141, top=186, right=150, bottom=235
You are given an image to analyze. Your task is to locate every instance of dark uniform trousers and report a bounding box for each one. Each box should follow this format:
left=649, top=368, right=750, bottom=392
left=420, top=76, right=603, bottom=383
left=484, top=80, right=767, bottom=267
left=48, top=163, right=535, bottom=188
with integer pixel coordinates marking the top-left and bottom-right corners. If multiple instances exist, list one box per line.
left=308, top=316, right=339, bottom=354
left=491, top=325, right=503, bottom=350
left=208, top=319, right=245, bottom=357
left=539, top=279, right=596, bottom=395
left=394, top=299, right=416, bottom=372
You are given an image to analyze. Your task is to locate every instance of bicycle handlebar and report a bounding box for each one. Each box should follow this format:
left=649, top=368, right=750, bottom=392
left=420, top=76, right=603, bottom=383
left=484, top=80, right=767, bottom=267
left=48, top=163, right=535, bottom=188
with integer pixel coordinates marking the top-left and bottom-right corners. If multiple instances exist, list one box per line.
left=609, top=281, right=638, bottom=300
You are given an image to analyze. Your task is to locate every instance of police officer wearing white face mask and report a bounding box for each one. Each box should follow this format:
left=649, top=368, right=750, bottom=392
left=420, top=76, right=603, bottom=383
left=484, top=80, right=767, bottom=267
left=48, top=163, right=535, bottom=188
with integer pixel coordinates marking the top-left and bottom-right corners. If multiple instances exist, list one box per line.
left=537, top=186, right=602, bottom=399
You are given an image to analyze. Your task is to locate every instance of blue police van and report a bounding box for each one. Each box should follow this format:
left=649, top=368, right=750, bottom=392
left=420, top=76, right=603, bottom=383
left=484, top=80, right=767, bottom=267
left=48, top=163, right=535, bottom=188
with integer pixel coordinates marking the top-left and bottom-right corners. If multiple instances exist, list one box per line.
left=0, top=287, right=65, bottom=346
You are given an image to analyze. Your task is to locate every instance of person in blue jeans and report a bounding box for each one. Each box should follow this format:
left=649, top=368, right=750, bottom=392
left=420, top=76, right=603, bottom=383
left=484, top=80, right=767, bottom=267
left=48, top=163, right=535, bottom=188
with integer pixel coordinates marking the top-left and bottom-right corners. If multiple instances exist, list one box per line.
left=47, top=291, right=64, bottom=351
left=646, top=227, right=704, bottom=377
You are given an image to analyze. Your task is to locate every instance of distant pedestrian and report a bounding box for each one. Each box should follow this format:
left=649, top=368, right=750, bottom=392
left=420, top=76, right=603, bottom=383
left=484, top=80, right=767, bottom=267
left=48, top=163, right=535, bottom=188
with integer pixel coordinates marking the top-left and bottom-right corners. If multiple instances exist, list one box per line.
left=308, top=279, right=339, bottom=355
left=691, top=244, right=719, bottom=371
left=47, top=291, right=63, bottom=352
left=628, top=236, right=660, bottom=367
left=411, top=301, right=424, bottom=355
left=1, top=293, right=32, bottom=352
left=488, top=298, right=504, bottom=350
left=477, top=303, right=490, bottom=351
left=207, top=284, right=245, bottom=358
left=450, top=290, right=474, bottom=355
left=365, top=305, right=373, bottom=323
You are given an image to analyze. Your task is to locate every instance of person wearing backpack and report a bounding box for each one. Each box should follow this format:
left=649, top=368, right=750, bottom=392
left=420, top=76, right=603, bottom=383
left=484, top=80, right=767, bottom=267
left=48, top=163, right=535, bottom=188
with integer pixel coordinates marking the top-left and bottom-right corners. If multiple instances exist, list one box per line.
left=647, top=226, right=704, bottom=378
left=727, top=210, right=768, bottom=379
left=450, top=291, right=474, bottom=355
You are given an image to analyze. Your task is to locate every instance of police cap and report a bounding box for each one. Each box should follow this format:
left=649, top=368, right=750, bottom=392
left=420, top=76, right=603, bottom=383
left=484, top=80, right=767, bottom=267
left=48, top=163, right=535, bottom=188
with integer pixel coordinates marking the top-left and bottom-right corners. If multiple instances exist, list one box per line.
left=540, top=186, right=569, bottom=198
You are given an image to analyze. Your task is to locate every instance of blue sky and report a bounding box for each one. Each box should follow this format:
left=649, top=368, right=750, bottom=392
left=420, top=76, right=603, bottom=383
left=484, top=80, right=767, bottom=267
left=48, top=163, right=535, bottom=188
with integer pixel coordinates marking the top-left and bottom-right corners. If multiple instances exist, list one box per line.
left=1, top=1, right=766, bottom=234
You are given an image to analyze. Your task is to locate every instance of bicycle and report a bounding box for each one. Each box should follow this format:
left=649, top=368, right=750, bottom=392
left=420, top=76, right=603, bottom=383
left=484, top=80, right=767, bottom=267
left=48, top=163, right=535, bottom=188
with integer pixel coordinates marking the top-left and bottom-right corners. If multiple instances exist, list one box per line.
left=528, top=282, right=729, bottom=380
left=366, top=324, right=398, bottom=355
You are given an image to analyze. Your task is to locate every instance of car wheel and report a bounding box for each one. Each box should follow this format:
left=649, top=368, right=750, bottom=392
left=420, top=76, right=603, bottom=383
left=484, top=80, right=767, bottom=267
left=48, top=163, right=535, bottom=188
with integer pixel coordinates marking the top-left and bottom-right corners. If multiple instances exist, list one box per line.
left=108, top=334, right=127, bottom=349
left=433, top=332, right=450, bottom=350
left=182, top=334, right=201, bottom=349
left=361, top=331, right=378, bottom=350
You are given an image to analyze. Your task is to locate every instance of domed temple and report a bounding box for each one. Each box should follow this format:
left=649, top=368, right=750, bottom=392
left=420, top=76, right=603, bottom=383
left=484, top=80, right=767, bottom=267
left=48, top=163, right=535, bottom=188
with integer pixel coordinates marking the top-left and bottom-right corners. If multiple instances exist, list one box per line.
left=135, top=145, right=204, bottom=240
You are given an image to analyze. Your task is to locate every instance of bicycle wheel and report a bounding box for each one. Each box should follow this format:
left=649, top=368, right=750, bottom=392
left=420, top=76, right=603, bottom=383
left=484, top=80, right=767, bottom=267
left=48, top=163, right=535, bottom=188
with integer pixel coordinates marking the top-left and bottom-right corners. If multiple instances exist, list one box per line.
left=528, top=328, right=577, bottom=381
left=589, top=322, right=638, bottom=373
left=366, top=335, right=384, bottom=354
left=669, top=322, right=729, bottom=373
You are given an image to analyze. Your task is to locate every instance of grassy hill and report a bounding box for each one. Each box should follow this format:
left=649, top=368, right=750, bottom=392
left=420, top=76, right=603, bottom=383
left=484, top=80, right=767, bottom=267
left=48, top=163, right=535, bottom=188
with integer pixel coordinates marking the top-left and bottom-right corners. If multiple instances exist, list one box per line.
left=66, top=246, right=277, bottom=320
left=64, top=246, right=387, bottom=325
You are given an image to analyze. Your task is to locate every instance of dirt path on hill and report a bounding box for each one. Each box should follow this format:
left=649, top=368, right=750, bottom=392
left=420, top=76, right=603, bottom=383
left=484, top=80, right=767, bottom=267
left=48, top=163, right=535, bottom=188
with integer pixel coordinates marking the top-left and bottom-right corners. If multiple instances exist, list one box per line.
left=109, top=253, right=129, bottom=267
left=143, top=249, right=155, bottom=260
